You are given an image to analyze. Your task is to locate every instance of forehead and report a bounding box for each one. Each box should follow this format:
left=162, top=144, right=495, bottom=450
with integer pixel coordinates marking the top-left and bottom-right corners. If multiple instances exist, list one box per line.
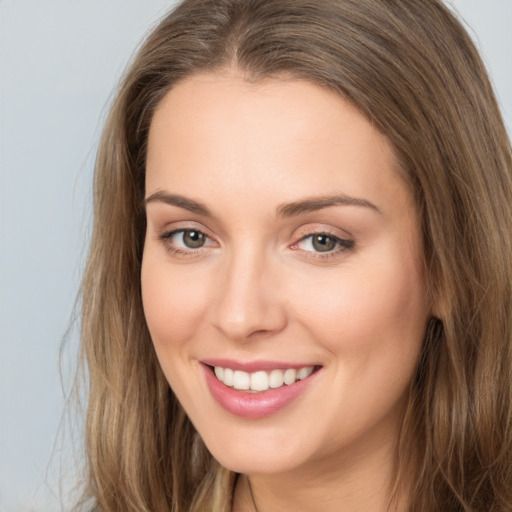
left=146, top=72, right=413, bottom=217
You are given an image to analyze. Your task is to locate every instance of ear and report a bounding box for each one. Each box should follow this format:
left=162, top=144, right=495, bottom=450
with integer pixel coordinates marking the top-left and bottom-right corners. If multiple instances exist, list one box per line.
left=427, top=287, right=448, bottom=322
left=430, top=303, right=444, bottom=322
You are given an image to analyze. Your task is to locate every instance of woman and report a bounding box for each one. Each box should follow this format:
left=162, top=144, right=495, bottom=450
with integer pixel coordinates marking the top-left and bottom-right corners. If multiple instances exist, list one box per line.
left=76, top=0, right=512, bottom=510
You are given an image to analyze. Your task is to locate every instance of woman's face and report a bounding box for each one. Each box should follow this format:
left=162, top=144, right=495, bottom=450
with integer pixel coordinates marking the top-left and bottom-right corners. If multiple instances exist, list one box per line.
left=142, top=72, right=430, bottom=476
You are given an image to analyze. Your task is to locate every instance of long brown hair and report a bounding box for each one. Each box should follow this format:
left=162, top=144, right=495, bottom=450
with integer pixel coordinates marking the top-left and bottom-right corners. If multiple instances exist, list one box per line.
left=76, top=1, right=512, bottom=510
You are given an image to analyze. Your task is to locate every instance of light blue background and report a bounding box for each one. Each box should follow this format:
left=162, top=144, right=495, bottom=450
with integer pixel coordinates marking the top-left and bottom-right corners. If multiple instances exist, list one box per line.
left=0, top=1, right=510, bottom=511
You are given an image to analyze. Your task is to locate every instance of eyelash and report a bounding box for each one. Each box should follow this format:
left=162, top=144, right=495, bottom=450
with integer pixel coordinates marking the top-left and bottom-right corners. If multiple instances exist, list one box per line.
left=159, top=229, right=216, bottom=256
left=159, top=228, right=354, bottom=259
left=292, top=232, right=355, bottom=259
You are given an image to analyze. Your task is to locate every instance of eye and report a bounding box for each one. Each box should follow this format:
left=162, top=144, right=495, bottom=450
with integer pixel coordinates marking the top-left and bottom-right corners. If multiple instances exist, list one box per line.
left=295, top=233, right=354, bottom=254
left=161, top=228, right=215, bottom=252
left=178, top=229, right=206, bottom=249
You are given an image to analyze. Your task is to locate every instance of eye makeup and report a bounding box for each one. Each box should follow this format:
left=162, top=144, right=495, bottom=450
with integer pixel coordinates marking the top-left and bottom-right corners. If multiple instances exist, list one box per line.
left=158, top=225, right=355, bottom=261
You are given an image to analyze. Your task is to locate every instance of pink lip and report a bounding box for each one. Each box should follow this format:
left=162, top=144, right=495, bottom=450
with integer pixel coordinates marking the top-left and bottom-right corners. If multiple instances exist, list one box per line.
left=201, top=362, right=320, bottom=419
left=202, top=358, right=316, bottom=372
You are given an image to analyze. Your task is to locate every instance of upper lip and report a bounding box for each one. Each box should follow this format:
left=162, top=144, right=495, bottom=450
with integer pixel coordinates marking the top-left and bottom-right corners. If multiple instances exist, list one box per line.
left=201, top=358, right=321, bottom=372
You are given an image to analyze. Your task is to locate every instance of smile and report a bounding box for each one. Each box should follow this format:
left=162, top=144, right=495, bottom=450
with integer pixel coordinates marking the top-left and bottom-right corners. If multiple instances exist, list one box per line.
left=213, top=365, right=316, bottom=392
left=201, top=362, right=321, bottom=418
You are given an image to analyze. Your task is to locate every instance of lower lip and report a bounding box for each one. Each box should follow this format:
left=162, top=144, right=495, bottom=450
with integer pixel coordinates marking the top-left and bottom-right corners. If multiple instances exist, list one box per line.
left=202, top=364, right=318, bottom=419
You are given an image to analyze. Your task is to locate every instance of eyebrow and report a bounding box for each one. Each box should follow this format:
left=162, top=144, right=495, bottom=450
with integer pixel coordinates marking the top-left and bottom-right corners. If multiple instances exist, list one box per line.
left=144, top=191, right=380, bottom=218
left=145, top=191, right=212, bottom=216
left=276, top=194, right=381, bottom=217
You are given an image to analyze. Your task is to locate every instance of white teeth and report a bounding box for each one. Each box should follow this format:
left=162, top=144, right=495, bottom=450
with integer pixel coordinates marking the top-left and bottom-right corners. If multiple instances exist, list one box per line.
left=214, top=366, right=224, bottom=381
left=269, top=369, right=284, bottom=388
left=297, top=366, right=314, bottom=380
left=283, top=368, right=296, bottom=385
left=250, top=371, right=269, bottom=391
left=213, top=365, right=316, bottom=392
left=233, top=370, right=250, bottom=390
left=223, top=368, right=234, bottom=387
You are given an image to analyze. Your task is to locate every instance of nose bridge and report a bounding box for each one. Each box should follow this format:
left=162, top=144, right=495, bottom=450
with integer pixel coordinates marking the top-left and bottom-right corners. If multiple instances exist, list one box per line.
left=212, top=240, right=285, bottom=341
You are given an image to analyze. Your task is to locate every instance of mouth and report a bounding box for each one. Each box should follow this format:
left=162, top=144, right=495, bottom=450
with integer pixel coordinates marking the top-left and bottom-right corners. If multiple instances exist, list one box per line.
left=209, top=364, right=320, bottom=392
left=201, top=361, right=322, bottom=418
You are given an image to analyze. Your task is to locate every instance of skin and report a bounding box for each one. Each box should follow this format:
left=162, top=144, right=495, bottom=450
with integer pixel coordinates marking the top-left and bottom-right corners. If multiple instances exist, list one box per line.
left=141, top=71, right=431, bottom=511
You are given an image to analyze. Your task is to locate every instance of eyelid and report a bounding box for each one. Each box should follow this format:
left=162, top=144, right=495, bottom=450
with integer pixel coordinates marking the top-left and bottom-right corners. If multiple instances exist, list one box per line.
left=290, top=224, right=352, bottom=244
left=158, top=222, right=219, bottom=255
left=289, top=225, right=355, bottom=257
left=164, top=228, right=216, bottom=245
left=156, top=219, right=216, bottom=240
left=292, top=233, right=353, bottom=249
left=155, top=221, right=354, bottom=258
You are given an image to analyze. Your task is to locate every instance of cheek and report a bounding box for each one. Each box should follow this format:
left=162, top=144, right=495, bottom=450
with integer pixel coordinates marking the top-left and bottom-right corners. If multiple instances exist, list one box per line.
left=141, top=250, right=211, bottom=352
left=291, top=247, right=429, bottom=363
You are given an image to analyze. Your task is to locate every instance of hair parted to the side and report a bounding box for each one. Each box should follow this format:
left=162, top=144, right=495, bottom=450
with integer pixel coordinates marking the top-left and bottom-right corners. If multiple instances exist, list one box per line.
left=76, top=1, right=512, bottom=511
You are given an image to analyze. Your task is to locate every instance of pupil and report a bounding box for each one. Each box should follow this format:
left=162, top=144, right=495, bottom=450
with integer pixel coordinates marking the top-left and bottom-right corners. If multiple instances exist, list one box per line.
left=184, top=230, right=205, bottom=248
left=312, top=235, right=336, bottom=252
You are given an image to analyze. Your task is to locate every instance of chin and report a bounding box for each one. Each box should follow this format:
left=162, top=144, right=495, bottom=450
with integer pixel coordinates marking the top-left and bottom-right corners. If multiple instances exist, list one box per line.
left=199, top=425, right=313, bottom=476
left=213, top=449, right=303, bottom=476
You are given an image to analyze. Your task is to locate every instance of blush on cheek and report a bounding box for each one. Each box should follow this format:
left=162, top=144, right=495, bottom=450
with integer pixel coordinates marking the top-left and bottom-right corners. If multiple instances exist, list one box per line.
left=142, top=266, right=212, bottom=351
left=304, top=260, right=426, bottom=359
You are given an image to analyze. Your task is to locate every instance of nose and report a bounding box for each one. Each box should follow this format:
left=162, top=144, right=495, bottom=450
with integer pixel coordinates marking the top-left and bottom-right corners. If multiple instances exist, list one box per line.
left=212, top=246, right=287, bottom=342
